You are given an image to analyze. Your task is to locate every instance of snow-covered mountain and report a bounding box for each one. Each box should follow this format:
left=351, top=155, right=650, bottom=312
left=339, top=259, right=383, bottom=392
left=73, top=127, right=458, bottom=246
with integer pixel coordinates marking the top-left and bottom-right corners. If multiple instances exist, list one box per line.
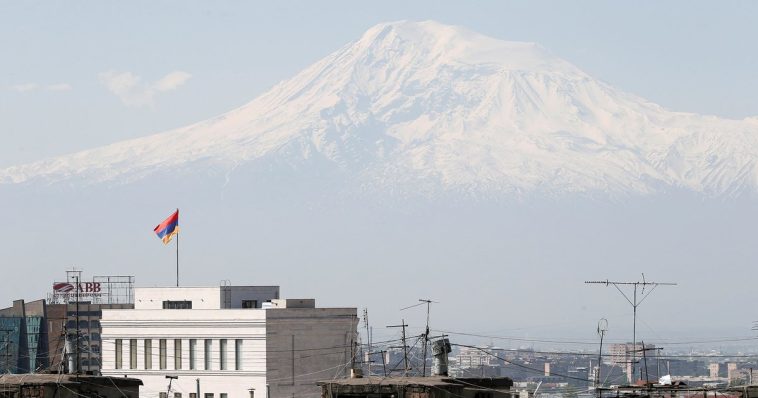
left=2, top=20, right=758, bottom=196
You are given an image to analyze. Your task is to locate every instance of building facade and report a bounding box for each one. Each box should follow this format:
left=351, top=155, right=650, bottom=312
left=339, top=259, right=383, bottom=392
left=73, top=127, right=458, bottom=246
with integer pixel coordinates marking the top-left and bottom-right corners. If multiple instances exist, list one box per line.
left=100, top=286, right=358, bottom=398
left=608, top=342, right=656, bottom=384
left=0, top=299, right=48, bottom=374
left=0, top=270, right=136, bottom=375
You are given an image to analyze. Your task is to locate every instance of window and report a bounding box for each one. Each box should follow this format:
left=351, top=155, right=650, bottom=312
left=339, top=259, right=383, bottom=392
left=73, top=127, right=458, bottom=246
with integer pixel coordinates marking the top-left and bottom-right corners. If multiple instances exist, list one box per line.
left=159, top=339, right=167, bottom=369
left=189, top=394, right=197, bottom=398
left=90, top=320, right=101, bottom=329
left=220, top=394, right=227, bottom=398
left=67, top=310, right=101, bottom=317
left=235, top=340, right=242, bottom=370
left=145, top=339, right=152, bottom=369
left=162, top=300, right=192, bottom=309
left=174, top=339, right=182, bottom=369
left=189, top=339, right=196, bottom=370
left=115, top=339, right=122, bottom=369
left=91, top=345, right=100, bottom=354
left=129, top=339, right=137, bottom=369
left=160, top=393, right=168, bottom=398
left=204, top=339, right=211, bottom=370
left=174, top=394, right=182, bottom=398
left=204, top=394, right=214, bottom=398
left=219, top=339, right=227, bottom=370
left=241, top=300, right=257, bottom=308
left=90, top=333, right=101, bottom=341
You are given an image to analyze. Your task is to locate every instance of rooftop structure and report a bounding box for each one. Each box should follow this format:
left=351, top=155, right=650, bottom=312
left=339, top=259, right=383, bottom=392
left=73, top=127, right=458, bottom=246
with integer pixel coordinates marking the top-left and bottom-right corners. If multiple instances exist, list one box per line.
left=100, top=285, right=357, bottom=398
left=318, top=376, right=514, bottom=398
left=0, top=374, right=141, bottom=398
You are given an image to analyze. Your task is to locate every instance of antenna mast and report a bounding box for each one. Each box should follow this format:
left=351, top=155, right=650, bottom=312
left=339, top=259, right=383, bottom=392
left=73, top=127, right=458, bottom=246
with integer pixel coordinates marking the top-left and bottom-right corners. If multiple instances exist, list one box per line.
left=363, top=309, right=371, bottom=376
left=387, top=319, right=410, bottom=376
left=585, top=274, right=676, bottom=384
left=420, top=299, right=433, bottom=377
left=595, top=318, right=608, bottom=396
left=400, top=299, right=437, bottom=377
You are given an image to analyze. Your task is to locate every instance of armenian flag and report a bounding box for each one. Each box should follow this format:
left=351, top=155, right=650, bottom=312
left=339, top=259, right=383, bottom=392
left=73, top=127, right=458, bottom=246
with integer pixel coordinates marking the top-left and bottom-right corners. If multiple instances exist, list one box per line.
left=154, top=210, right=179, bottom=244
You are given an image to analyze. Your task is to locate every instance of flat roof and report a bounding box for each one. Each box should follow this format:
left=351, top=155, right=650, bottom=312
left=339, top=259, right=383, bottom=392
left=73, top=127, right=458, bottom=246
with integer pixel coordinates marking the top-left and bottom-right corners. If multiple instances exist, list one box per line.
left=0, top=374, right=143, bottom=387
left=317, top=376, right=512, bottom=389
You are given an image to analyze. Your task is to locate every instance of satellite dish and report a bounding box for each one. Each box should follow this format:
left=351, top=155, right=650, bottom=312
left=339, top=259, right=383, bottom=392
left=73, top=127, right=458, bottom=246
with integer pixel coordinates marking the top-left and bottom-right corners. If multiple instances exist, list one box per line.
left=597, top=318, right=608, bottom=336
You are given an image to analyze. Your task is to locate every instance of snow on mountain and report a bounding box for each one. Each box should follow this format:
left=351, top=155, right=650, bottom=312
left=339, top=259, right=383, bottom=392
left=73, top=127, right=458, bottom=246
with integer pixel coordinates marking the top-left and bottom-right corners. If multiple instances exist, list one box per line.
left=2, top=20, right=757, bottom=196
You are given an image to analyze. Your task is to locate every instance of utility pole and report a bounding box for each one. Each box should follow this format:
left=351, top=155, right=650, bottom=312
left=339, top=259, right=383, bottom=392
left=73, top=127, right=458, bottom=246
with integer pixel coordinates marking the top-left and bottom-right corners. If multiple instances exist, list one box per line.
left=74, top=273, right=80, bottom=376
left=363, top=309, right=371, bottom=376
left=635, top=343, right=663, bottom=387
left=596, top=318, right=608, bottom=397
left=387, top=319, right=410, bottom=376
left=367, top=350, right=387, bottom=377
left=585, top=274, right=676, bottom=384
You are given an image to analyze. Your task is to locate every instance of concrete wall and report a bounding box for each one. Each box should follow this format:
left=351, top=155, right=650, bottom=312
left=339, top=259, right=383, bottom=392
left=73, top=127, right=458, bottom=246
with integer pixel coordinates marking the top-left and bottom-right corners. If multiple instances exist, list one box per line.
left=266, top=308, right=358, bottom=398
left=101, top=308, right=267, bottom=398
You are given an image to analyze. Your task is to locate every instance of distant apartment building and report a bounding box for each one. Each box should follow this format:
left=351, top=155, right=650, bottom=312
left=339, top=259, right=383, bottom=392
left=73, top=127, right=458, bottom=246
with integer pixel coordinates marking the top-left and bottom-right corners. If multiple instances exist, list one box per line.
left=709, top=363, right=720, bottom=379
left=608, top=342, right=656, bottom=383
left=100, top=286, right=358, bottom=398
left=456, top=345, right=497, bottom=369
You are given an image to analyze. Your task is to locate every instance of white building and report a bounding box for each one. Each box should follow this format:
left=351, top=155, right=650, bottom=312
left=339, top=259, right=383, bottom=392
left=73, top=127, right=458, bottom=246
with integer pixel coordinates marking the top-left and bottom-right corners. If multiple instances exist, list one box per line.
left=100, top=286, right=358, bottom=398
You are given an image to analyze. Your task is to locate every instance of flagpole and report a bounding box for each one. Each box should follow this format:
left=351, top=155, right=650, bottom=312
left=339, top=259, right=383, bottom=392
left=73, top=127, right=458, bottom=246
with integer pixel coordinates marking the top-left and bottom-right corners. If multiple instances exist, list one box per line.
left=176, top=208, right=179, bottom=287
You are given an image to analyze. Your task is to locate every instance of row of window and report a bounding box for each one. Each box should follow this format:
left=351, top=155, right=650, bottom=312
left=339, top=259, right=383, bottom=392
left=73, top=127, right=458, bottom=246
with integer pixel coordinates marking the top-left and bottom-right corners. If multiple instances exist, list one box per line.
left=67, top=310, right=102, bottom=317
left=162, top=299, right=259, bottom=309
left=114, top=339, right=243, bottom=371
left=65, top=320, right=101, bottom=329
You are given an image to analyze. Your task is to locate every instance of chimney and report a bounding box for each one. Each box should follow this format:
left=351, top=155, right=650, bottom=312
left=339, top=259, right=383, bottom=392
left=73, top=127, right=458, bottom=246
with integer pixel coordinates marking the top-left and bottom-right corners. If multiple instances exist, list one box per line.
left=64, top=334, right=77, bottom=374
left=432, top=339, right=452, bottom=376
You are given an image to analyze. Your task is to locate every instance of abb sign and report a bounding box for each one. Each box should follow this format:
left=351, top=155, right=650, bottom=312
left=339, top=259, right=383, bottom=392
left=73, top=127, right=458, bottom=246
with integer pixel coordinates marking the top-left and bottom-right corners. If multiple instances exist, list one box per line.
left=52, top=282, right=102, bottom=294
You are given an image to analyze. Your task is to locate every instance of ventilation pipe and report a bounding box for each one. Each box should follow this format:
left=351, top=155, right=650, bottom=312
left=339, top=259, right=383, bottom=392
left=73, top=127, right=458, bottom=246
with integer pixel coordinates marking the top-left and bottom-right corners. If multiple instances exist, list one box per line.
left=432, top=338, right=452, bottom=376
left=64, top=334, right=76, bottom=374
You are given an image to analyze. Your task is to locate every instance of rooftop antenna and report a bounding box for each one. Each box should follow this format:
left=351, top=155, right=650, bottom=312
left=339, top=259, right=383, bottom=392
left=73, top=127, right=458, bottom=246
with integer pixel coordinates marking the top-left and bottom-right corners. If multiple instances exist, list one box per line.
left=363, top=309, right=371, bottom=376
left=585, top=274, right=676, bottom=384
left=387, top=319, right=410, bottom=376
left=401, top=299, right=437, bottom=376
left=595, top=318, right=608, bottom=396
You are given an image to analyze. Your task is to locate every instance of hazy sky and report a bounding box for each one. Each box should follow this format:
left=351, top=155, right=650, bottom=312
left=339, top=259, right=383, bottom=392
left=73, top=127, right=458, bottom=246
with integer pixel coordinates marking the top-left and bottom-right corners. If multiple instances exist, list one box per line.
left=1, top=1, right=757, bottom=168
left=3, top=2, right=758, bottom=350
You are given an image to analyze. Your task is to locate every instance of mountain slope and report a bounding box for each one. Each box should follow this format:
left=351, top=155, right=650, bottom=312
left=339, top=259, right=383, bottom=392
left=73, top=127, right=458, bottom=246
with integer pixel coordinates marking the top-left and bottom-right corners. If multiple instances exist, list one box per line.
left=2, top=20, right=758, bottom=196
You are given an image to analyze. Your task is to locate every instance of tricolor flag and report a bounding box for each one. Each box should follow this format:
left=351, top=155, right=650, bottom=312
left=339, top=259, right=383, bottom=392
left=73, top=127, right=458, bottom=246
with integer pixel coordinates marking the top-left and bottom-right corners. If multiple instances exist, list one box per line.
left=154, top=210, right=179, bottom=244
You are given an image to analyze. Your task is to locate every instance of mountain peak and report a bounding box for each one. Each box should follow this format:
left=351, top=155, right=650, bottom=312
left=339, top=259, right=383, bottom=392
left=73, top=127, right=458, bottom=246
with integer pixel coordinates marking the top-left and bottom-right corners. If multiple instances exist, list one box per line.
left=354, top=20, right=572, bottom=74
left=2, top=21, right=757, bottom=197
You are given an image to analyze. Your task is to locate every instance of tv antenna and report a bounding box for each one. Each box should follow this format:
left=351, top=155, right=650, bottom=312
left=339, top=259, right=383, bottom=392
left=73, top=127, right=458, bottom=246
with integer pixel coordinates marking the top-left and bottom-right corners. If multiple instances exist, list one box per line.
left=595, top=318, right=608, bottom=394
left=387, top=319, right=410, bottom=376
left=585, top=274, right=676, bottom=384
left=401, top=299, right=437, bottom=376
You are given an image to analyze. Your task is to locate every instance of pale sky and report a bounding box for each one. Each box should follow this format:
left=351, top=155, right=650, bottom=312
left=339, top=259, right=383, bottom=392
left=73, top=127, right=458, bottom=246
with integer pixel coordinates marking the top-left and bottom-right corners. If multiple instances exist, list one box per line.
left=1, top=1, right=757, bottom=168
left=2, top=2, right=758, bottom=348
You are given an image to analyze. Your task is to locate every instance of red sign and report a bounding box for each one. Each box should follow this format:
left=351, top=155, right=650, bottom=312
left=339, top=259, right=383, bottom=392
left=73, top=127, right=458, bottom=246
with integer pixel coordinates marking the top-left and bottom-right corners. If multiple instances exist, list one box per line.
left=53, top=282, right=101, bottom=293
